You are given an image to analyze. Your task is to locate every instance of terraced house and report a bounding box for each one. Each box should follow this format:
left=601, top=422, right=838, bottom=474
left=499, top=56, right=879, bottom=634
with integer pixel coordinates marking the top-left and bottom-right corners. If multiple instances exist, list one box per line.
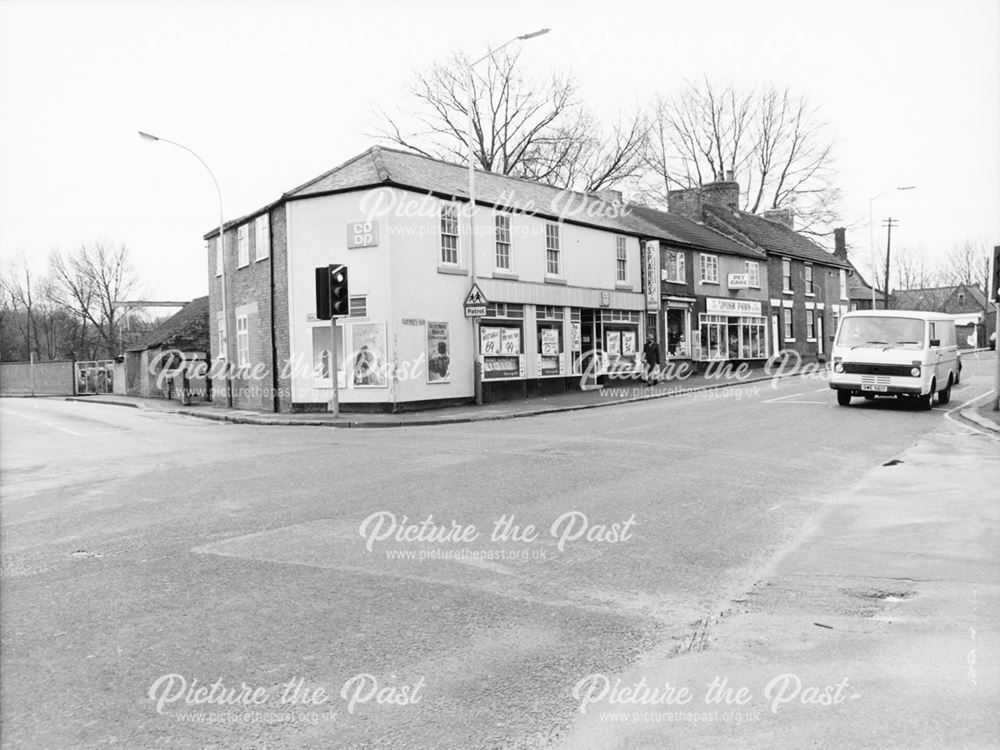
left=665, top=176, right=852, bottom=361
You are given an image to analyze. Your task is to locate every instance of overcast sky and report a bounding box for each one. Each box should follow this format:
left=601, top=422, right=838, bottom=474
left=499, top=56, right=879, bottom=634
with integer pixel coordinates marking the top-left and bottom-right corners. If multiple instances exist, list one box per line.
left=1, top=0, right=997, bottom=302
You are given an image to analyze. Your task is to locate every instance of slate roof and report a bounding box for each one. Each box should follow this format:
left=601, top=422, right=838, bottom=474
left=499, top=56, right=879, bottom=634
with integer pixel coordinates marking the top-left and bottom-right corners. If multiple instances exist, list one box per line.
left=282, top=146, right=684, bottom=241
left=126, top=296, right=210, bottom=353
left=891, top=285, right=988, bottom=313
left=702, top=204, right=851, bottom=269
left=625, top=204, right=765, bottom=259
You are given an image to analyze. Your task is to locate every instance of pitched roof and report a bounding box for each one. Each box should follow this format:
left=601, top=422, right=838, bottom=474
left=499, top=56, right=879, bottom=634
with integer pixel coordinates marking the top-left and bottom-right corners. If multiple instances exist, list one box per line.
left=283, top=146, right=681, bottom=240
left=625, top=204, right=765, bottom=259
left=702, top=204, right=851, bottom=268
left=891, top=285, right=987, bottom=313
left=127, top=296, right=210, bottom=352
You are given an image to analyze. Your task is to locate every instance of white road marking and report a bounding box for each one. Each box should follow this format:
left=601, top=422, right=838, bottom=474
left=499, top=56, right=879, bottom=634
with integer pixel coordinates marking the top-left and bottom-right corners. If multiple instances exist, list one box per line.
left=1, top=408, right=82, bottom=435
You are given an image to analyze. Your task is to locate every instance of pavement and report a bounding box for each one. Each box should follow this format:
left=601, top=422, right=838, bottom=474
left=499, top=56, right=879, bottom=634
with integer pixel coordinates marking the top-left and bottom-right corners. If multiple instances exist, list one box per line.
left=555, top=417, right=1000, bottom=749
left=62, top=362, right=824, bottom=428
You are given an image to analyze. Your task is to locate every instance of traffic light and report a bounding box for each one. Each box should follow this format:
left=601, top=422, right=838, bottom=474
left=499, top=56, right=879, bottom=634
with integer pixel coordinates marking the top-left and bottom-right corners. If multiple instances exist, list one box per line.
left=331, top=265, right=349, bottom=317
left=315, top=264, right=349, bottom=320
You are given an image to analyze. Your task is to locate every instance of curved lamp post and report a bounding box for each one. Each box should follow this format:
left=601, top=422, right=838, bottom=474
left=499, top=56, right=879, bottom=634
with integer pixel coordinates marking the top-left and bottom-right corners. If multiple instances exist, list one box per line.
left=138, top=131, right=232, bottom=406
left=466, top=28, right=550, bottom=405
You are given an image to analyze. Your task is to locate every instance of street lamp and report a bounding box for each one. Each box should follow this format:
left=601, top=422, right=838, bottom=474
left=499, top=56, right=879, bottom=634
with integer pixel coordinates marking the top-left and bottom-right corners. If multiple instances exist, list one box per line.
left=138, top=131, right=232, bottom=407
left=466, top=28, right=550, bottom=406
left=868, top=185, right=916, bottom=308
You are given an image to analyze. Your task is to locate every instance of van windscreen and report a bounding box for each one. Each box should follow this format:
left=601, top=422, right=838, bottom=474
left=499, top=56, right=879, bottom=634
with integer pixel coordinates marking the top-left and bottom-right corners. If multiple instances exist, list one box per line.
left=837, top=317, right=925, bottom=349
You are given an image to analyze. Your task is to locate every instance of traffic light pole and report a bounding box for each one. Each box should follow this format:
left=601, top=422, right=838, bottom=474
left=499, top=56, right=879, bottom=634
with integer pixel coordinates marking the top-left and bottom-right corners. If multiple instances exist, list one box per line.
left=329, top=317, right=340, bottom=417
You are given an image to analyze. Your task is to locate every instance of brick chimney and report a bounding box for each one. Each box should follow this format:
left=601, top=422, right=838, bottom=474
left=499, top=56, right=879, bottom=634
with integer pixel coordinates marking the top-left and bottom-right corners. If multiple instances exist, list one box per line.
left=833, top=227, right=847, bottom=261
left=667, top=177, right=740, bottom=219
left=762, top=207, right=794, bottom=228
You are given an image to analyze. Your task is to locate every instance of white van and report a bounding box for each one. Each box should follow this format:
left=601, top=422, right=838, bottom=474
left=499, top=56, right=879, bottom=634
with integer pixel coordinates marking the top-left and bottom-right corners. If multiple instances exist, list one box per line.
left=830, top=310, right=960, bottom=410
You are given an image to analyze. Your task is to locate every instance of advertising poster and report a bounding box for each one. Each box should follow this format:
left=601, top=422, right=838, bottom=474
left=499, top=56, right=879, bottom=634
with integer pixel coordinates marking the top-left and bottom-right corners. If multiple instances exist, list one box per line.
left=350, top=323, right=387, bottom=387
left=480, top=327, right=502, bottom=355
left=501, top=328, right=521, bottom=354
left=622, top=331, right=636, bottom=356
left=540, top=328, right=560, bottom=356
left=606, top=331, right=621, bottom=356
left=571, top=322, right=581, bottom=351
left=426, top=321, right=450, bottom=383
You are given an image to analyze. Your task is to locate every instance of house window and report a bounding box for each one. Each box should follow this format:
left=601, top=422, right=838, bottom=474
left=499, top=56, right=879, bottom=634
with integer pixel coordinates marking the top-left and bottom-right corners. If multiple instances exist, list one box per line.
left=615, top=236, right=627, bottom=282
left=440, top=205, right=459, bottom=264
left=217, top=315, right=227, bottom=359
left=237, top=224, right=249, bottom=268
left=495, top=213, right=511, bottom=270
left=236, top=314, right=250, bottom=366
left=214, top=237, right=222, bottom=277
left=745, top=261, right=760, bottom=288
left=806, top=309, right=816, bottom=340
left=700, top=254, right=719, bottom=283
left=546, top=224, right=560, bottom=275
left=782, top=258, right=792, bottom=292
left=783, top=307, right=794, bottom=340
left=663, top=250, right=685, bottom=283
left=804, top=264, right=814, bottom=295
left=255, top=214, right=270, bottom=261
left=839, top=269, right=848, bottom=300
left=349, top=295, right=367, bottom=318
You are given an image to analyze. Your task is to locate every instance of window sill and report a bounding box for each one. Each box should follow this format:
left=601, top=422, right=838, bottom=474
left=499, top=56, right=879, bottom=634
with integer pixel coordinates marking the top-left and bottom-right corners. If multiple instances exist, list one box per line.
left=701, top=280, right=720, bottom=285
left=237, top=262, right=249, bottom=270
left=255, top=256, right=269, bottom=263
left=544, top=275, right=567, bottom=285
left=805, top=292, right=816, bottom=298
left=615, top=283, right=634, bottom=291
left=437, top=265, right=468, bottom=276
left=782, top=289, right=794, bottom=295
left=664, top=279, right=686, bottom=285
left=493, top=271, right=519, bottom=281
left=784, top=338, right=796, bottom=343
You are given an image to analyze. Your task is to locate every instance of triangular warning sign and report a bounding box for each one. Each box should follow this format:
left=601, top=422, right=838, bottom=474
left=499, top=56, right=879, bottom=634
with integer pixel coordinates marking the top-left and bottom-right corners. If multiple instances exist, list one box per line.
left=464, top=283, right=488, bottom=306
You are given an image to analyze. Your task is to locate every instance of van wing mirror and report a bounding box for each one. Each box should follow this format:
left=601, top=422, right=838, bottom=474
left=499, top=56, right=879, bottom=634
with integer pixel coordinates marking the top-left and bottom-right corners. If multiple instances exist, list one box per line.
left=929, top=338, right=940, bottom=347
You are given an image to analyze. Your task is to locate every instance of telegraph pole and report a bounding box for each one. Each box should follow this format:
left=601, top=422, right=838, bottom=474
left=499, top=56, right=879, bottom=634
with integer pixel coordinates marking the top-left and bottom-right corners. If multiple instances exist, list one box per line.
left=882, top=218, right=899, bottom=310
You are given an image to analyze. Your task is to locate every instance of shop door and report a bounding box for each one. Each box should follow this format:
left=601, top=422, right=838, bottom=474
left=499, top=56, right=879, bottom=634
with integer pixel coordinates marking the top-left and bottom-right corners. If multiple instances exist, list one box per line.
left=770, top=313, right=780, bottom=356
left=816, top=316, right=824, bottom=354
left=580, top=309, right=599, bottom=386
left=665, top=308, right=689, bottom=358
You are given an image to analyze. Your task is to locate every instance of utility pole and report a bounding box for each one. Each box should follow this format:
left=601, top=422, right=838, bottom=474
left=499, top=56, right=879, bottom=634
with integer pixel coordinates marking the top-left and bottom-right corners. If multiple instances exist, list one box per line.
left=882, top=218, right=899, bottom=310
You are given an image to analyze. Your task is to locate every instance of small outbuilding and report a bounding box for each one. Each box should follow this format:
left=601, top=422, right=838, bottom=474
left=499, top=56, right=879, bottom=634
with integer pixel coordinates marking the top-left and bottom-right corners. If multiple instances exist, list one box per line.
left=123, top=296, right=210, bottom=401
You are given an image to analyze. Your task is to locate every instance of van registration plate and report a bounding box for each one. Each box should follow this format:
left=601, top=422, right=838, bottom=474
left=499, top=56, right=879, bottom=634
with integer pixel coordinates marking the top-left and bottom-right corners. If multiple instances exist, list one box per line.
left=861, top=384, right=888, bottom=392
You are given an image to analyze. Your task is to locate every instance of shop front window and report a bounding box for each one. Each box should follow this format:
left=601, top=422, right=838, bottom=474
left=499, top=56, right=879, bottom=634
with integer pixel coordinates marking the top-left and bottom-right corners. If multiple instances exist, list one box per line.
left=699, top=314, right=766, bottom=360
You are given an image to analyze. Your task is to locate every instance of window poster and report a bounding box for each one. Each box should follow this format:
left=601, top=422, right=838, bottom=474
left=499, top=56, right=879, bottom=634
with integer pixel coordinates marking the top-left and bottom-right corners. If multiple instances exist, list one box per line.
left=349, top=322, right=387, bottom=387
left=540, top=328, right=560, bottom=356
left=426, top=321, right=450, bottom=383
left=606, top=331, right=621, bottom=356
left=480, top=327, right=502, bottom=355
left=571, top=322, right=581, bottom=351
left=501, top=328, right=521, bottom=354
left=622, top=331, right=637, bottom=356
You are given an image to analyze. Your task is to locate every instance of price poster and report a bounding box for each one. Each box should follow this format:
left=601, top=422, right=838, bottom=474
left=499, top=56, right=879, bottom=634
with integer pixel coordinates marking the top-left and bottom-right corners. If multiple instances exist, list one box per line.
left=480, top=328, right=502, bottom=355
left=501, top=328, right=521, bottom=354
left=622, top=331, right=636, bottom=356
left=606, top=331, right=621, bottom=356
left=541, top=328, right=560, bottom=355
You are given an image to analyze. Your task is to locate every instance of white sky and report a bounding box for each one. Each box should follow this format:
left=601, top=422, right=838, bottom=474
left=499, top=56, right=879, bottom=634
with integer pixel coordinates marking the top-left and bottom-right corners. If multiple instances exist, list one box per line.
left=1, top=0, right=997, bottom=301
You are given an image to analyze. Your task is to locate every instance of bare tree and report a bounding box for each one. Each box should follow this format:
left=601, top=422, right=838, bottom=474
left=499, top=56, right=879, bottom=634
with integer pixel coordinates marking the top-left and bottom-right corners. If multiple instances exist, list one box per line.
left=0, top=254, right=40, bottom=361
left=375, top=47, right=648, bottom=192
left=894, top=246, right=941, bottom=290
left=48, top=241, right=141, bottom=359
left=941, top=239, right=990, bottom=291
left=643, top=78, right=839, bottom=240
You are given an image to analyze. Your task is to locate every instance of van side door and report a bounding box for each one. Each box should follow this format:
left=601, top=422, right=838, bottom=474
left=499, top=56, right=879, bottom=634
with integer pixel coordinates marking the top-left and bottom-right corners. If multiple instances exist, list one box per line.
left=928, top=321, right=944, bottom=388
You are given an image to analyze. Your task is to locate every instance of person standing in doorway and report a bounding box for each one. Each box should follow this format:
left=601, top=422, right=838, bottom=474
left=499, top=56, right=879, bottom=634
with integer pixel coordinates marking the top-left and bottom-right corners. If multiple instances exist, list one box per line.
left=642, top=334, right=661, bottom=386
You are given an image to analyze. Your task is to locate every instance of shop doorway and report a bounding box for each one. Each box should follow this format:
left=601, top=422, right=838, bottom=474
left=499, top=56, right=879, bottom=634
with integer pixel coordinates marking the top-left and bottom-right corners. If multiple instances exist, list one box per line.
left=770, top=313, right=780, bottom=356
left=665, top=307, right=690, bottom=358
left=816, top=316, right=825, bottom=355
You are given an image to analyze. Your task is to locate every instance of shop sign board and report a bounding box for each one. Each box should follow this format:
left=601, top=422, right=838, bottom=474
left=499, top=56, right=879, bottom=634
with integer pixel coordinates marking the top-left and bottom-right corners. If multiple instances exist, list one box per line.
left=347, top=221, right=378, bottom=248
left=728, top=273, right=750, bottom=289
left=644, top=241, right=661, bottom=311
left=706, top=297, right=762, bottom=316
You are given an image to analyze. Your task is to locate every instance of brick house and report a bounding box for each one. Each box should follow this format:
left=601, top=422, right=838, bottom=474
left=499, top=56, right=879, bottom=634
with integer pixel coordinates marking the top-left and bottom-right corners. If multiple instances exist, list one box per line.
left=205, top=146, right=700, bottom=412
left=625, top=204, right=772, bottom=364
left=666, top=178, right=852, bottom=361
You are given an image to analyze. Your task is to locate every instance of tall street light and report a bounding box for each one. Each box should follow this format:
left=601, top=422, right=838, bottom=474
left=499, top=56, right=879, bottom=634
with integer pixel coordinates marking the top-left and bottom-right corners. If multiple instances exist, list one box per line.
left=138, top=131, right=232, bottom=406
left=466, top=28, right=550, bottom=405
left=868, top=185, right=916, bottom=309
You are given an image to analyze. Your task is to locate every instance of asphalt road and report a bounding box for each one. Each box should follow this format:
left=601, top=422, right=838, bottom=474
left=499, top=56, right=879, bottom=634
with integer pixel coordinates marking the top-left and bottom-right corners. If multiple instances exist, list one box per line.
left=1, top=354, right=996, bottom=749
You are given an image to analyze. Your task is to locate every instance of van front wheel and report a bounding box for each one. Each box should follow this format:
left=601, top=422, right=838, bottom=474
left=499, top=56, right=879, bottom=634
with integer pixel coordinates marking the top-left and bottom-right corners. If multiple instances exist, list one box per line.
left=917, top=380, right=935, bottom=411
left=837, top=390, right=852, bottom=406
left=938, top=376, right=952, bottom=405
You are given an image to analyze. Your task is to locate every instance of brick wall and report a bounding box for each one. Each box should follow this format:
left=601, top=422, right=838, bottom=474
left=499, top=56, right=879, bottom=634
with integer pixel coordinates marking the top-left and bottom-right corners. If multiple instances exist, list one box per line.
left=0, top=361, right=76, bottom=395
